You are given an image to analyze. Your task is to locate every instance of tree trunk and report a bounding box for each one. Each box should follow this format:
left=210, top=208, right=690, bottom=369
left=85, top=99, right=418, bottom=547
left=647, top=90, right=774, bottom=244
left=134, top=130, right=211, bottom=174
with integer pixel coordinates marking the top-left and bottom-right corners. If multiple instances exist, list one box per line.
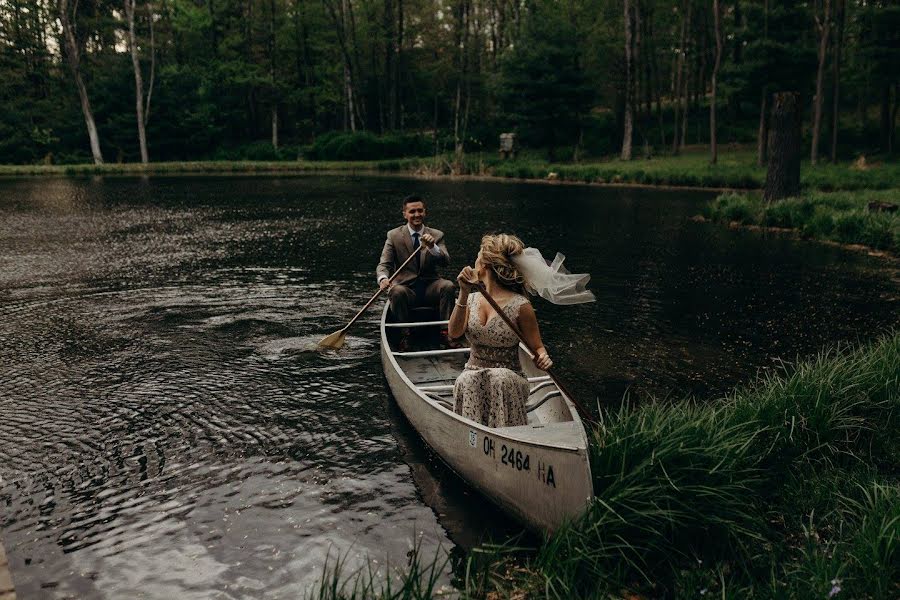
left=453, top=0, right=470, bottom=162
left=272, top=107, right=279, bottom=149
left=126, top=0, right=149, bottom=163
left=651, top=13, right=665, bottom=148
left=765, top=92, right=802, bottom=202
left=395, top=0, right=404, bottom=130
left=811, top=0, right=831, bottom=165
left=346, top=0, right=366, bottom=129
left=324, top=0, right=358, bottom=131
left=710, top=0, right=722, bottom=164
left=757, top=0, right=769, bottom=166
left=757, top=90, right=768, bottom=166
left=384, top=0, right=395, bottom=130
left=621, top=0, right=634, bottom=160
left=890, top=84, right=899, bottom=155
left=144, top=2, right=155, bottom=127
left=680, top=0, right=692, bottom=152
left=269, top=0, right=278, bottom=148
left=345, top=63, right=357, bottom=132
left=672, top=0, right=688, bottom=154
left=881, top=85, right=891, bottom=153
left=59, top=0, right=103, bottom=164
left=830, top=0, right=843, bottom=163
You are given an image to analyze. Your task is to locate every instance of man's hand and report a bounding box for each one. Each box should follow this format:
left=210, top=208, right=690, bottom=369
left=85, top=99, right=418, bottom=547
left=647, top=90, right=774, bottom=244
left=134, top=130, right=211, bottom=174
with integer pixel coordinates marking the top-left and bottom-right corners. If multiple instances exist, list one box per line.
left=379, top=278, right=392, bottom=291
left=421, top=233, right=436, bottom=249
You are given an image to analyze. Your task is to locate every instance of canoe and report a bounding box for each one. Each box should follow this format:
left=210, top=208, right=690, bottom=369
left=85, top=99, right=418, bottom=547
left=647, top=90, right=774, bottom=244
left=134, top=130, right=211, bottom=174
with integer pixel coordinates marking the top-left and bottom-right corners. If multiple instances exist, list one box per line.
left=380, top=303, right=594, bottom=533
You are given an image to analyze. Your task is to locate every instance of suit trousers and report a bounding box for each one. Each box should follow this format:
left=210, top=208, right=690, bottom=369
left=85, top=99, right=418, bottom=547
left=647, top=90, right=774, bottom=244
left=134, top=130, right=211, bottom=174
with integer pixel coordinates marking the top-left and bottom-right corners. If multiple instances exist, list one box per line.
left=388, top=278, right=456, bottom=323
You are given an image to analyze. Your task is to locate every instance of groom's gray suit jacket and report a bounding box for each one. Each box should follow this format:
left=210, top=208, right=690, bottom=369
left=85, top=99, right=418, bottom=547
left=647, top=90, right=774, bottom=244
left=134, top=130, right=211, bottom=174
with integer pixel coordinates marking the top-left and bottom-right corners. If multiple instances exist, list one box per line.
left=376, top=225, right=450, bottom=286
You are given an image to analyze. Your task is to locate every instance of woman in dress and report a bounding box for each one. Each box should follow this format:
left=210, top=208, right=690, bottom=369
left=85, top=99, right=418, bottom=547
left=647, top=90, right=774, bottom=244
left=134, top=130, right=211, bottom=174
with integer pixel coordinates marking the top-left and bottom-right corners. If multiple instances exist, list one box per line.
left=447, top=234, right=549, bottom=428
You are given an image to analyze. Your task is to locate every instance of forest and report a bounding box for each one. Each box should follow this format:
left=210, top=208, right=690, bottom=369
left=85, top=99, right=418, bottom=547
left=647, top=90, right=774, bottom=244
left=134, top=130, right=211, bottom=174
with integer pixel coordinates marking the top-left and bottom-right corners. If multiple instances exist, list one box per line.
left=0, top=0, right=898, bottom=166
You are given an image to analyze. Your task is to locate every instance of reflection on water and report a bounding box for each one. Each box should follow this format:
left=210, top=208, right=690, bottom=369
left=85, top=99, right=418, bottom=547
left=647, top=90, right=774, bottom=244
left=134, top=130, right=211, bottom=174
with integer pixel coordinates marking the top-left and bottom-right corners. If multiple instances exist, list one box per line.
left=0, top=175, right=897, bottom=598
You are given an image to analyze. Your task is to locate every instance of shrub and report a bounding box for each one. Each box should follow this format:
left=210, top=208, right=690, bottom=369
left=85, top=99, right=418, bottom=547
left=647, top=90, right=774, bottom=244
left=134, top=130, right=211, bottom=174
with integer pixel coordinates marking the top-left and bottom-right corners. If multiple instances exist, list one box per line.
left=709, top=190, right=899, bottom=252
left=722, top=196, right=759, bottom=224
left=832, top=212, right=868, bottom=245
left=303, top=131, right=432, bottom=161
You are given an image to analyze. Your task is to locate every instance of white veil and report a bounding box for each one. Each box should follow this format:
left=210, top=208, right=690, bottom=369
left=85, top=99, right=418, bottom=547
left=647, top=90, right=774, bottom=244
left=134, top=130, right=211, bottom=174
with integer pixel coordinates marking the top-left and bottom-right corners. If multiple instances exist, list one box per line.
left=511, top=247, right=595, bottom=305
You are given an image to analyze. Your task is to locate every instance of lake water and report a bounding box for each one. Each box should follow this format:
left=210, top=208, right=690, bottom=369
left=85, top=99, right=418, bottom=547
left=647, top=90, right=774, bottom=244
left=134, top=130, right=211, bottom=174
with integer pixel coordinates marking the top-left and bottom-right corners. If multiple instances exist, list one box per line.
left=0, top=175, right=897, bottom=598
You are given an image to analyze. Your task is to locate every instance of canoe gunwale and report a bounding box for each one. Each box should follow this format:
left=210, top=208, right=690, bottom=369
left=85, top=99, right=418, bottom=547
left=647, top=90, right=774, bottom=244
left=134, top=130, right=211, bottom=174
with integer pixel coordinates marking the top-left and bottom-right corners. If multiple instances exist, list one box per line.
left=380, top=304, right=589, bottom=452
left=380, top=302, right=594, bottom=532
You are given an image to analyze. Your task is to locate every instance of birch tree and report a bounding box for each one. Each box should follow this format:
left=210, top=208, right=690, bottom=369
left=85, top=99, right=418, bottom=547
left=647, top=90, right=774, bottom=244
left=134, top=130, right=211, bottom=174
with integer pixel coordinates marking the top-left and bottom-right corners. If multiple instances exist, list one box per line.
left=125, top=0, right=149, bottom=163
left=58, top=0, right=103, bottom=164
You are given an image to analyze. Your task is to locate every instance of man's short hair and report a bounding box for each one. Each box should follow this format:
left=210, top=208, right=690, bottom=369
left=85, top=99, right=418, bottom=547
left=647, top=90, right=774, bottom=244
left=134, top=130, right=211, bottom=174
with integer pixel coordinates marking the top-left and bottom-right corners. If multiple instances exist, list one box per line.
left=402, top=194, right=425, bottom=209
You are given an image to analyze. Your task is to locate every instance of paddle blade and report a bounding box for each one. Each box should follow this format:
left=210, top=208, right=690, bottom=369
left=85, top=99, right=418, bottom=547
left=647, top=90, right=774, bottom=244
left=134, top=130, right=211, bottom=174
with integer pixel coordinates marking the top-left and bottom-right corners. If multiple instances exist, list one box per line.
left=318, top=329, right=347, bottom=349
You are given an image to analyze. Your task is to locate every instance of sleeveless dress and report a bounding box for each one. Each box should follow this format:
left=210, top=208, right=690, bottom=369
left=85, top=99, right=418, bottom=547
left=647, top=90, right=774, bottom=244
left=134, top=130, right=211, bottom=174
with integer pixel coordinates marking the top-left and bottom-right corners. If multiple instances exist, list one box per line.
left=453, top=292, right=530, bottom=428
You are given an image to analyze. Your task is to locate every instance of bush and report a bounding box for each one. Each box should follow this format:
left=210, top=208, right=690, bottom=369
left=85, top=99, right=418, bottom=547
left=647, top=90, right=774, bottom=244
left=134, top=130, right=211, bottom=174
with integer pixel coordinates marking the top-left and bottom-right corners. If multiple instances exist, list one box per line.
left=710, top=193, right=760, bottom=224
left=709, top=190, right=899, bottom=252
left=209, top=141, right=298, bottom=161
left=303, top=131, right=432, bottom=161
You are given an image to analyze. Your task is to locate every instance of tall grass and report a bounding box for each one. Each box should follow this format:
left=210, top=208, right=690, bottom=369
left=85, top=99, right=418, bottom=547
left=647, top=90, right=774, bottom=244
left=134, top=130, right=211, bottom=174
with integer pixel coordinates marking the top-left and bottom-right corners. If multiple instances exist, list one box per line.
left=311, top=333, right=899, bottom=598
left=708, top=190, right=900, bottom=252
left=307, top=541, right=453, bottom=600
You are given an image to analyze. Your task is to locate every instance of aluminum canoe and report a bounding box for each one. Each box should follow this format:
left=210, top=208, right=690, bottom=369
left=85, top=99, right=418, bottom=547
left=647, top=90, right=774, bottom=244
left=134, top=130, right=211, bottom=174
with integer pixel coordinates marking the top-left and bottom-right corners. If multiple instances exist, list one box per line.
left=380, top=302, right=593, bottom=533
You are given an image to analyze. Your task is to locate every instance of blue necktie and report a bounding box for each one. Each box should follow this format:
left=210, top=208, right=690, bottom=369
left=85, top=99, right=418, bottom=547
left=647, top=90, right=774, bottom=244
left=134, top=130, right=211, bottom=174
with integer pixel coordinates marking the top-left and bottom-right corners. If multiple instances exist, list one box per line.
left=411, top=232, right=424, bottom=301
left=412, top=232, right=421, bottom=268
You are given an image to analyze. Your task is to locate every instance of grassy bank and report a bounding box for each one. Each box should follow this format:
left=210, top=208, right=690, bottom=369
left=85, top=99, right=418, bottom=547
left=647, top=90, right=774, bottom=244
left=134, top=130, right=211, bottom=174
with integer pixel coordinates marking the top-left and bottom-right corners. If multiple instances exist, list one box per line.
left=0, top=158, right=421, bottom=177
left=707, top=190, right=900, bottom=253
left=315, top=333, right=900, bottom=599
left=3, top=149, right=898, bottom=193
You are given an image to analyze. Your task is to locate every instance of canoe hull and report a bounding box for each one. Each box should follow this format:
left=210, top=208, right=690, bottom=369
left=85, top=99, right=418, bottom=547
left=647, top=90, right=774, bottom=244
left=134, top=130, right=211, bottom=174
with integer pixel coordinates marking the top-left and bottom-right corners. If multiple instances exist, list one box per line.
left=380, top=304, right=593, bottom=533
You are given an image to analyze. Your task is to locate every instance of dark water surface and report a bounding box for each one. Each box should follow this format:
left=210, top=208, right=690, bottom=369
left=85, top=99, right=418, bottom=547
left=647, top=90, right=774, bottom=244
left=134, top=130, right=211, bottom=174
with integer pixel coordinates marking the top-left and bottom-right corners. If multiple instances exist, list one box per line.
left=0, top=175, right=897, bottom=598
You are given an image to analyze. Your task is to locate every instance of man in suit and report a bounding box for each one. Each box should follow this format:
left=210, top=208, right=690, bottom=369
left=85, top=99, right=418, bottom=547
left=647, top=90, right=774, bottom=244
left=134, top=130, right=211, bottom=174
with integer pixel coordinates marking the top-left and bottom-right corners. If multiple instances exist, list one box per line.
left=377, top=195, right=456, bottom=328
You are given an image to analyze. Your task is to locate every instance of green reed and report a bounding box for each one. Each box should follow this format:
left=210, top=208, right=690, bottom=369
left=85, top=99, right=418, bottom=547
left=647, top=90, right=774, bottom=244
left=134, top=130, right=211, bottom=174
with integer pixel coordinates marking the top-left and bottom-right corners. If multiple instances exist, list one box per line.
left=307, top=326, right=898, bottom=599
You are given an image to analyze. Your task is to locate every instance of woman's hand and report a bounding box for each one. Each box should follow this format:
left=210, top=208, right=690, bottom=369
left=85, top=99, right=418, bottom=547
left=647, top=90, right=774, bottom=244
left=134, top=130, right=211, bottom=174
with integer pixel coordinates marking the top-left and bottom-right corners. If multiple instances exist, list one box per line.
left=456, top=266, right=479, bottom=292
left=533, top=351, right=553, bottom=371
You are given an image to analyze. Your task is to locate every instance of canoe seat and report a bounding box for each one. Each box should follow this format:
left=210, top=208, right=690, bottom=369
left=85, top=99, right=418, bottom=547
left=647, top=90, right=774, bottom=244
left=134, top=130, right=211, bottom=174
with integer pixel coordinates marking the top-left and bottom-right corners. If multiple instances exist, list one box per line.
left=384, top=320, right=450, bottom=329
left=419, top=375, right=550, bottom=393
left=392, top=348, right=471, bottom=358
left=526, top=390, right=562, bottom=413
left=423, top=391, right=454, bottom=410
left=529, top=380, right=556, bottom=395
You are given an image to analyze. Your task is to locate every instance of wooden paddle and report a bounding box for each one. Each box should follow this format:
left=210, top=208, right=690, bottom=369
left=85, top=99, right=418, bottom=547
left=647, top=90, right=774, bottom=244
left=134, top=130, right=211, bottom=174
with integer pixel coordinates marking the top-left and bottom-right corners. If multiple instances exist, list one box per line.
left=475, top=283, right=595, bottom=424
left=318, top=244, right=427, bottom=349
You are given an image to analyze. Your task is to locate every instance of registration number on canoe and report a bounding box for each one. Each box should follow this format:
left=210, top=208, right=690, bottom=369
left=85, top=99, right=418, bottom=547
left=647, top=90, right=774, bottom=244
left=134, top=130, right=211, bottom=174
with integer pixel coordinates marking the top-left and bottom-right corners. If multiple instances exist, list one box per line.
left=477, top=433, right=556, bottom=488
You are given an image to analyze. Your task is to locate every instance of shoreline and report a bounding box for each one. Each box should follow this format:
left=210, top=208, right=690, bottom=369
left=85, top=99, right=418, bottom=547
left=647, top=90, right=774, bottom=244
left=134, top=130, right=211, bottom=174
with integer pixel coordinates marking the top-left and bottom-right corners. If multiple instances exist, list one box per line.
left=2, top=153, right=897, bottom=195
left=691, top=214, right=900, bottom=261
left=704, top=191, right=899, bottom=260
left=0, top=161, right=737, bottom=193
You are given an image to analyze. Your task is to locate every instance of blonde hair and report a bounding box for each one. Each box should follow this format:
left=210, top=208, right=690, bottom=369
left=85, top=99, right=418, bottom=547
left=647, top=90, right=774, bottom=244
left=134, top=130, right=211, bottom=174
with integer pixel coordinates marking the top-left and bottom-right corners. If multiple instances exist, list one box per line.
left=480, top=233, right=527, bottom=293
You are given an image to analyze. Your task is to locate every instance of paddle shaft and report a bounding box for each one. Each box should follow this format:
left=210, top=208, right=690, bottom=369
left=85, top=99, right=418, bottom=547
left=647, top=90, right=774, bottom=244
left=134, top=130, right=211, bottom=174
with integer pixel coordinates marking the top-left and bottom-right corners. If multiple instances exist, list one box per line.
left=340, top=243, right=428, bottom=334
left=475, top=283, right=594, bottom=424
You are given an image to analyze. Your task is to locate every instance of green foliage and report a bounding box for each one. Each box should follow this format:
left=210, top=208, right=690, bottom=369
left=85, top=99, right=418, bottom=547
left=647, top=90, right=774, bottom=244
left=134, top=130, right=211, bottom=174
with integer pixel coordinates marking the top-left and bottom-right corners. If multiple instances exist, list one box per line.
left=497, top=0, right=593, bottom=156
left=307, top=540, right=451, bottom=600
left=307, top=334, right=900, bottom=599
left=303, top=132, right=432, bottom=161
left=1, top=0, right=899, bottom=163
left=708, top=189, right=900, bottom=252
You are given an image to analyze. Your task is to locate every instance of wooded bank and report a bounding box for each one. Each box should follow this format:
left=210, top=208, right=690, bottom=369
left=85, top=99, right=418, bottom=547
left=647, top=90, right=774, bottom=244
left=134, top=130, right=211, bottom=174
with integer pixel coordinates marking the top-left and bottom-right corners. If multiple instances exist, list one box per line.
left=1, top=0, right=898, bottom=166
